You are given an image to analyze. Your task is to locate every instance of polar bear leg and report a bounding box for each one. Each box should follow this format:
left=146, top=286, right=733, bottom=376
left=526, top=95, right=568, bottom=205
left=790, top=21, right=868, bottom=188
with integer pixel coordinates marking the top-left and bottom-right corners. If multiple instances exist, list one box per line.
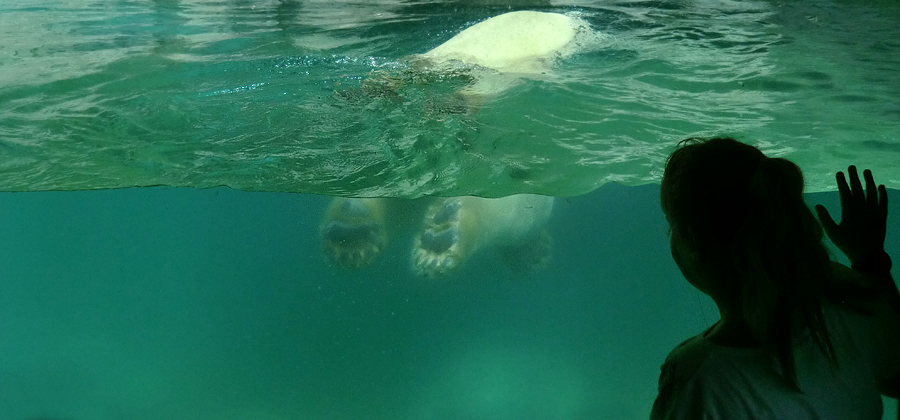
left=320, top=197, right=389, bottom=268
left=412, top=194, right=553, bottom=277
left=412, top=197, right=466, bottom=277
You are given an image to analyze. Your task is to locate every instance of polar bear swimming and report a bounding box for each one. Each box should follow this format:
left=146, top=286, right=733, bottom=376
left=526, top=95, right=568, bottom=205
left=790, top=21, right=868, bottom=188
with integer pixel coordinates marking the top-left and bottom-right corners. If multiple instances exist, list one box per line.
left=321, top=11, right=594, bottom=275
left=418, top=10, right=578, bottom=74
left=321, top=194, right=554, bottom=277
left=351, top=10, right=592, bottom=104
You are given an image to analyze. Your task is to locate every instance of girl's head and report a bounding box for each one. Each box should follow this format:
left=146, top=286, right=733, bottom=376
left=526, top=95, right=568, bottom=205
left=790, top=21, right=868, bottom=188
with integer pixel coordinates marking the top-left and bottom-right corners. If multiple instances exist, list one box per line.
left=660, top=138, right=824, bottom=295
left=661, top=138, right=768, bottom=295
left=661, top=137, right=834, bottom=388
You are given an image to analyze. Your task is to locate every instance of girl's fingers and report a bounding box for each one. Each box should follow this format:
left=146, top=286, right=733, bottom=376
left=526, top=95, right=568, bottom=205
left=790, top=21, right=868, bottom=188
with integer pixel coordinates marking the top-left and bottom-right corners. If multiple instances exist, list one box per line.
left=848, top=165, right=864, bottom=200
left=863, top=169, right=877, bottom=208
left=836, top=171, right=851, bottom=217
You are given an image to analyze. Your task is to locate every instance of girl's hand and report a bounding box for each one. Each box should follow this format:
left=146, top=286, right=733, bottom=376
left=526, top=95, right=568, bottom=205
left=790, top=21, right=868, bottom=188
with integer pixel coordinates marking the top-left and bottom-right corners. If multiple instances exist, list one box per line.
left=814, top=166, right=888, bottom=265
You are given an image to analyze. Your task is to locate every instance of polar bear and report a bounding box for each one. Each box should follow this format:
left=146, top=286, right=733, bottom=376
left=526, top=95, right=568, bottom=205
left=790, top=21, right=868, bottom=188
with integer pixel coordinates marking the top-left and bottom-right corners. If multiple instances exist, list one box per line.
left=411, top=10, right=579, bottom=98
left=419, top=11, right=576, bottom=72
left=320, top=194, right=554, bottom=276
left=346, top=10, right=587, bottom=109
left=319, top=197, right=430, bottom=269
left=321, top=11, right=579, bottom=275
left=411, top=194, right=554, bottom=276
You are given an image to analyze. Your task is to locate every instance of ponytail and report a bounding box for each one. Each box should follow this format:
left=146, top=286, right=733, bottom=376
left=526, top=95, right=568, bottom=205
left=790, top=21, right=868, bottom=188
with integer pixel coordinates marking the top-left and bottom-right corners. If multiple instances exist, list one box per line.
left=739, top=158, right=836, bottom=390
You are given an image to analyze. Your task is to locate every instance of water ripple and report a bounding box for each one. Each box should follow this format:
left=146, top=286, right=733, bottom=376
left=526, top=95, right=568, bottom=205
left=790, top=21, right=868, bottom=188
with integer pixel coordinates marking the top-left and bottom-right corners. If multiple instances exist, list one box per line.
left=1, top=0, right=899, bottom=196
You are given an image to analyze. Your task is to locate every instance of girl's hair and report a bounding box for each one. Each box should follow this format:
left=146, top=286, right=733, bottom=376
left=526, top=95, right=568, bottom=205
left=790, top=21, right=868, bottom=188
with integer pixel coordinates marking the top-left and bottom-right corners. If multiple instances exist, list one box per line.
left=660, top=137, right=836, bottom=391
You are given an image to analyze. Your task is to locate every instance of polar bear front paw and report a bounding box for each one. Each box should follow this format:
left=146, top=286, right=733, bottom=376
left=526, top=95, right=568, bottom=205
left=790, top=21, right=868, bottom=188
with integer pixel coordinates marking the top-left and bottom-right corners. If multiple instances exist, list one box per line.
left=321, top=198, right=387, bottom=268
left=413, top=198, right=465, bottom=276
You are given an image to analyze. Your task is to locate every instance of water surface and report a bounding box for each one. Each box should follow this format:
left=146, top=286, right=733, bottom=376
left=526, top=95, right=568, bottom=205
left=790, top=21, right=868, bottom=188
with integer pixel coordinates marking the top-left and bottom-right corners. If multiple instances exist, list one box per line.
left=1, top=0, right=898, bottom=196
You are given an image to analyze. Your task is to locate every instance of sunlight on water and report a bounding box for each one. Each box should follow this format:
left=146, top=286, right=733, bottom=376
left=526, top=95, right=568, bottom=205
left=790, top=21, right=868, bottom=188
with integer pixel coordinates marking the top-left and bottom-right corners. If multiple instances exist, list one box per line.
left=1, top=0, right=898, bottom=196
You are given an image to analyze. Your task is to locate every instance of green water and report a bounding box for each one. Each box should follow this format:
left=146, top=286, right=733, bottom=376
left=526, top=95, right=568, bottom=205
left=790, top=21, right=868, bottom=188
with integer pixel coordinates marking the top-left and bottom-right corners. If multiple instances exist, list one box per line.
left=1, top=0, right=899, bottom=196
left=0, top=186, right=897, bottom=419
left=1, top=1, right=900, bottom=419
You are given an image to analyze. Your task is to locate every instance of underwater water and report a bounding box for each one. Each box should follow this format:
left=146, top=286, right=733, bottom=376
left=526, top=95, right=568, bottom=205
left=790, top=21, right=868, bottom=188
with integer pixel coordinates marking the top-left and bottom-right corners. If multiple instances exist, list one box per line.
left=1, top=0, right=899, bottom=196
left=1, top=0, right=900, bottom=419
left=0, top=185, right=898, bottom=420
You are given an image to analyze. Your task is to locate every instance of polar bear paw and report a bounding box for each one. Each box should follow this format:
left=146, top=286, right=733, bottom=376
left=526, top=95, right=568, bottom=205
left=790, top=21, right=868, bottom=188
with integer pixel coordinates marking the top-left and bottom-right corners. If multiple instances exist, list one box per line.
left=412, top=198, right=464, bottom=277
left=320, top=198, right=387, bottom=268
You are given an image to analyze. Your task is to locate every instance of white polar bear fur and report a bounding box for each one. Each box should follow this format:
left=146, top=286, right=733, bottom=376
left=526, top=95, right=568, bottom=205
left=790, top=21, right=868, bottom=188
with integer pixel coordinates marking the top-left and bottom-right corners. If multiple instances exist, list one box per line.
left=412, top=11, right=581, bottom=98
left=421, top=11, right=577, bottom=74
left=411, top=193, right=555, bottom=277
left=460, top=194, right=554, bottom=251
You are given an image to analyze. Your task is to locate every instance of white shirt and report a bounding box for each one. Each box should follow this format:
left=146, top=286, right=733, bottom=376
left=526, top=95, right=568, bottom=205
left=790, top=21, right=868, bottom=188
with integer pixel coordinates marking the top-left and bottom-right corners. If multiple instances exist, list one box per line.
left=651, top=298, right=900, bottom=420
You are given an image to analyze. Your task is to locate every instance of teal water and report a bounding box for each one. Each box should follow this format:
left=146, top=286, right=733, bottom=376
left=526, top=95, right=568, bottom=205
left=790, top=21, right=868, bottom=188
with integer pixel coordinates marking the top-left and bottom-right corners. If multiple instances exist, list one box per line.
left=2, top=1, right=900, bottom=419
left=0, top=185, right=898, bottom=420
left=1, top=0, right=899, bottom=196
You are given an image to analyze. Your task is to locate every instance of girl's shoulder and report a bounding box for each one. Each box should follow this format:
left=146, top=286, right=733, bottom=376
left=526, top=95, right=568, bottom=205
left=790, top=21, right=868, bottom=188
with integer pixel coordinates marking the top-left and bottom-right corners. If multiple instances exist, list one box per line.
left=651, top=333, right=714, bottom=419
